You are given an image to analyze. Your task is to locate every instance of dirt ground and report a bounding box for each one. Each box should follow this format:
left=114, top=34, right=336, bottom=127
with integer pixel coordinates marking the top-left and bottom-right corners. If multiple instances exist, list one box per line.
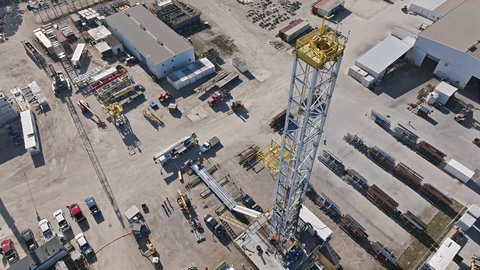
left=0, top=0, right=479, bottom=269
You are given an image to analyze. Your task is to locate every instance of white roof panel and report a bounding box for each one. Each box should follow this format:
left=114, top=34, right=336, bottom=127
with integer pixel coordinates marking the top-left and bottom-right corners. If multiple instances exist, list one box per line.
left=447, top=159, right=474, bottom=179
left=355, top=35, right=413, bottom=76
left=34, top=30, right=52, bottom=49
left=412, top=0, right=446, bottom=11
left=284, top=21, right=310, bottom=36
left=20, top=110, right=36, bottom=149
left=95, top=41, right=111, bottom=53
left=467, top=204, right=480, bottom=219
left=434, top=82, right=457, bottom=98
left=72, top=43, right=86, bottom=62
left=427, top=238, right=461, bottom=270
left=299, top=205, right=333, bottom=241
left=87, top=26, right=112, bottom=41
left=456, top=212, right=476, bottom=231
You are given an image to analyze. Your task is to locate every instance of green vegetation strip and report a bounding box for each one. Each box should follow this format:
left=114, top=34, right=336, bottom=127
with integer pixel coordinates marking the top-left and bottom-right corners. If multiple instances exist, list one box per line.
left=398, top=200, right=466, bottom=270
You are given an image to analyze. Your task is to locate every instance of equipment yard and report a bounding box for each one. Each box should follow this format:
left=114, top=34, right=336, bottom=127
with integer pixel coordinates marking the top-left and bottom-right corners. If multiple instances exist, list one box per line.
left=0, top=0, right=480, bottom=269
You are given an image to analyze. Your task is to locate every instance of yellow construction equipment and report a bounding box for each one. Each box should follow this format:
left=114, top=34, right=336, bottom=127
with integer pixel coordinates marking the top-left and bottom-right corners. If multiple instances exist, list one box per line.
left=176, top=190, right=192, bottom=213
left=295, top=17, right=346, bottom=69
left=472, top=255, right=480, bottom=270
left=142, top=108, right=164, bottom=127
left=256, top=136, right=294, bottom=179
left=106, top=102, right=124, bottom=124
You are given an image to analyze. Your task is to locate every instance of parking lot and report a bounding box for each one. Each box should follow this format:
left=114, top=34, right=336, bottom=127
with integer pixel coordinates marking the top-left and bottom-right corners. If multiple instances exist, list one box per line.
left=0, top=0, right=479, bottom=269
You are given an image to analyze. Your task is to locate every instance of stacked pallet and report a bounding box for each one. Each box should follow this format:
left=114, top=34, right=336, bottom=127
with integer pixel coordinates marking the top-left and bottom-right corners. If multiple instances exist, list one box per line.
left=339, top=214, right=368, bottom=241
left=420, top=183, right=453, bottom=209
left=398, top=211, right=427, bottom=233
left=366, top=185, right=399, bottom=215
left=369, top=241, right=400, bottom=269
left=416, top=141, right=446, bottom=166
left=393, top=162, right=423, bottom=190
left=368, top=146, right=396, bottom=171
left=344, top=169, right=369, bottom=193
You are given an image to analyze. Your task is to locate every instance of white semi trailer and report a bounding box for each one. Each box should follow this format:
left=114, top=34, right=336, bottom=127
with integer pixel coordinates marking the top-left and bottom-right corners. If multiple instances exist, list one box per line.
left=153, top=133, right=197, bottom=165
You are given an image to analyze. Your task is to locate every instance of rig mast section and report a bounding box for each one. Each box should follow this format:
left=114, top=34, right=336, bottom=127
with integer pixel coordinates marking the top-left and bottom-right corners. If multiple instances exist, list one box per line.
left=271, top=25, right=346, bottom=243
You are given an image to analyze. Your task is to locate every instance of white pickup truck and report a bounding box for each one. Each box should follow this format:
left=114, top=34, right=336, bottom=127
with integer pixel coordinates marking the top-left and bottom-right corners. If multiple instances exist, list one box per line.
left=199, top=136, right=220, bottom=153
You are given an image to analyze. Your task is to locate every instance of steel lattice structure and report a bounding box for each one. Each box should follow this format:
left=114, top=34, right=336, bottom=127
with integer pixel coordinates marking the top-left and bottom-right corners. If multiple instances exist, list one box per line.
left=271, top=25, right=346, bottom=243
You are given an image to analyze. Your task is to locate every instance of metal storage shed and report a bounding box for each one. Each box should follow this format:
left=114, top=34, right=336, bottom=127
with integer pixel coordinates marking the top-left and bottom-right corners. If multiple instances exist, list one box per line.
left=409, top=0, right=446, bottom=20
left=87, top=25, right=112, bottom=42
left=94, top=41, right=111, bottom=54
left=444, top=159, right=474, bottom=183
left=299, top=205, right=333, bottom=242
left=425, top=238, right=461, bottom=270
left=355, top=35, right=414, bottom=83
left=278, top=19, right=310, bottom=42
left=312, top=0, right=345, bottom=17
left=105, top=35, right=124, bottom=55
left=433, top=82, right=457, bottom=105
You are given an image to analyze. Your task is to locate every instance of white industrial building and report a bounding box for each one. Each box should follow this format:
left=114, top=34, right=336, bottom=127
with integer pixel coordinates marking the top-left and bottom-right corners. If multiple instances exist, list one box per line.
left=419, top=238, right=461, bottom=270
left=0, top=89, right=18, bottom=125
left=350, top=28, right=416, bottom=85
left=409, top=0, right=465, bottom=21
left=105, top=5, right=194, bottom=79
left=408, top=0, right=480, bottom=91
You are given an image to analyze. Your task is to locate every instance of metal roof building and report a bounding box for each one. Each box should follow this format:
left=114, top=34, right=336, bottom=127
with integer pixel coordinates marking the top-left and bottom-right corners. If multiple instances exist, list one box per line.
left=408, top=0, right=480, bottom=92
left=106, top=5, right=194, bottom=78
left=354, top=35, right=414, bottom=83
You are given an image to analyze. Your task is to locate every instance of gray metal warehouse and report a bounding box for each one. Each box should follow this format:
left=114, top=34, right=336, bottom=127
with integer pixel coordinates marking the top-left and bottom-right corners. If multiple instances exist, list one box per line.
left=105, top=5, right=195, bottom=78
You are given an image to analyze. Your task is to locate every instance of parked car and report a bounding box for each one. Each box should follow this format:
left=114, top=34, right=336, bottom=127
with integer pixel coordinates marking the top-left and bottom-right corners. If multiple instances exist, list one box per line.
left=39, top=219, right=56, bottom=242
left=0, top=239, right=19, bottom=264
left=21, top=229, right=38, bottom=251
left=204, top=214, right=226, bottom=237
left=84, top=196, right=100, bottom=215
left=241, top=194, right=263, bottom=213
left=53, top=209, right=71, bottom=232
left=75, top=233, right=93, bottom=258
left=67, top=203, right=86, bottom=222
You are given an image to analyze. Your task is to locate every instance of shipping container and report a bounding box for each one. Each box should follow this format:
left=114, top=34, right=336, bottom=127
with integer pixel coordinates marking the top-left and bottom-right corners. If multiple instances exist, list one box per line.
left=21, top=110, right=41, bottom=156
left=444, top=159, right=474, bottom=183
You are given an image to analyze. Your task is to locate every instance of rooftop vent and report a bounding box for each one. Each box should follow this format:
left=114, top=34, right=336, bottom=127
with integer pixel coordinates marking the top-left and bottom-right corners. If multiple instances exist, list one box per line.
left=125, top=11, right=130, bottom=16
left=140, top=24, right=146, bottom=30
left=157, top=39, right=163, bottom=45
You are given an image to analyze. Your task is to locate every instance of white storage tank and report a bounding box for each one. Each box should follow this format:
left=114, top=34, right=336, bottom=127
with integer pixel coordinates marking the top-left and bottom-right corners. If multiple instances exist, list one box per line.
left=427, top=92, right=439, bottom=105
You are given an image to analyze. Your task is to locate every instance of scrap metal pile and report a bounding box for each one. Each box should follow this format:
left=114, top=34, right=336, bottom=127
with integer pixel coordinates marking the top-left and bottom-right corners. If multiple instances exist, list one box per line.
left=245, top=0, right=301, bottom=30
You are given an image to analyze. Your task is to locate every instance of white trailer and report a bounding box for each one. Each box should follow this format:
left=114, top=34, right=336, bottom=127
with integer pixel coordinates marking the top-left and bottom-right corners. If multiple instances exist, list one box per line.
left=20, top=110, right=41, bottom=156
left=444, top=159, right=474, bottom=183
left=153, top=133, right=197, bottom=165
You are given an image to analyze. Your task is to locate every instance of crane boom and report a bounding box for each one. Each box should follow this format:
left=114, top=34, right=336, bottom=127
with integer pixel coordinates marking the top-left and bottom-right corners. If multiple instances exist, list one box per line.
left=271, top=23, right=346, bottom=243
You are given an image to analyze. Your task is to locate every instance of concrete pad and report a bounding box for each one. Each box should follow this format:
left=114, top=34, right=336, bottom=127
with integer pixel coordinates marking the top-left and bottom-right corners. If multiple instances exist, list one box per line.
left=252, top=68, right=272, bottom=83
left=185, top=104, right=210, bottom=122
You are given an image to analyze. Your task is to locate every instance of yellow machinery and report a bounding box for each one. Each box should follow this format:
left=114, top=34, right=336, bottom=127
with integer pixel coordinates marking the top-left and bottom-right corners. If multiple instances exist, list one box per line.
left=256, top=136, right=294, bottom=179
left=295, top=17, right=346, bottom=70
left=106, top=102, right=124, bottom=125
left=176, top=190, right=192, bottom=213
left=142, top=108, right=164, bottom=126
left=472, top=255, right=480, bottom=270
